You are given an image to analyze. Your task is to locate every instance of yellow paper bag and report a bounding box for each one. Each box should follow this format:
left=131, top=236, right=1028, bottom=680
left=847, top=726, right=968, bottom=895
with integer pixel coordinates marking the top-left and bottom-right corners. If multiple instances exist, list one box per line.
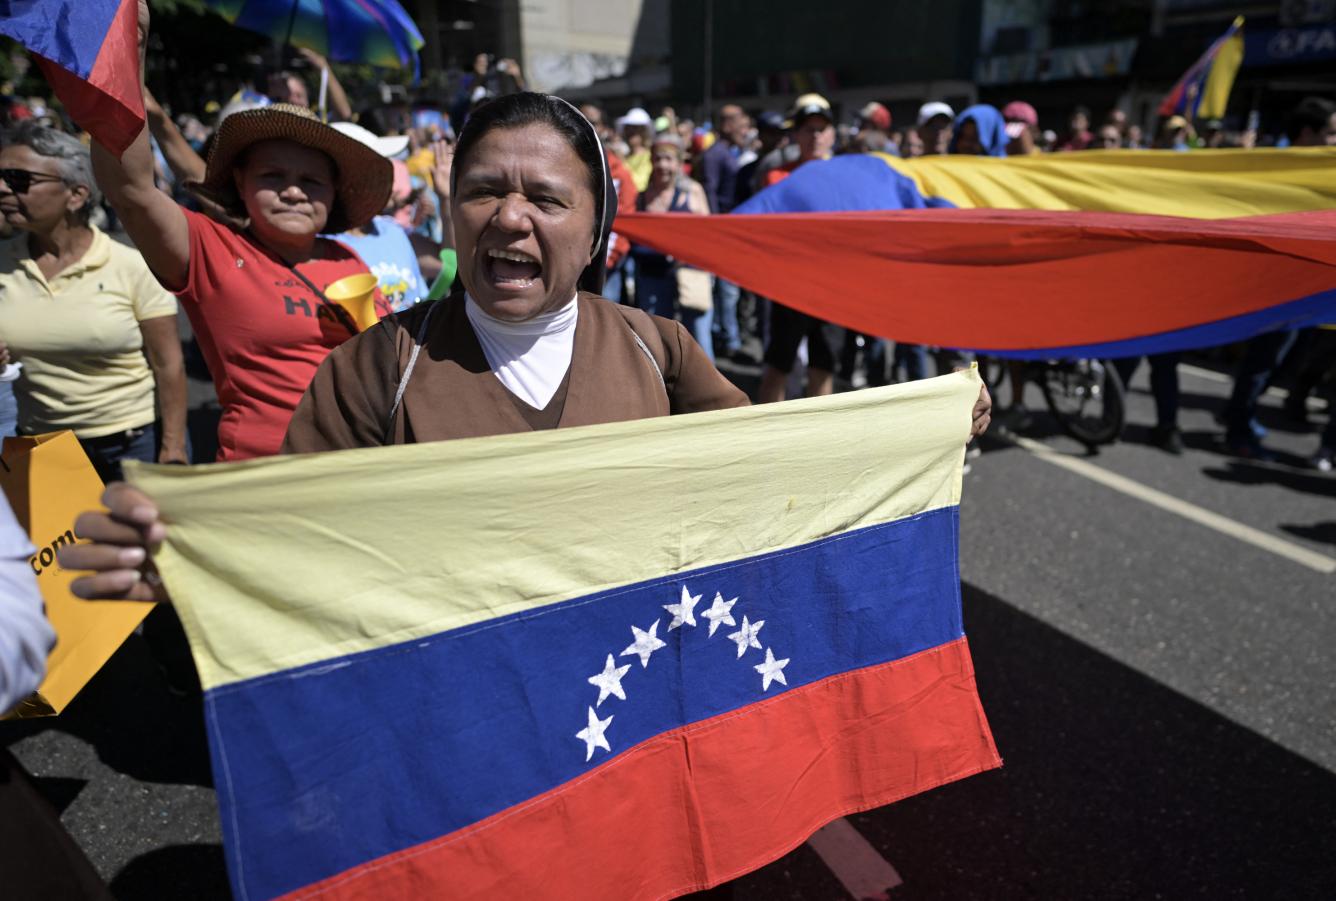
left=0, top=432, right=153, bottom=718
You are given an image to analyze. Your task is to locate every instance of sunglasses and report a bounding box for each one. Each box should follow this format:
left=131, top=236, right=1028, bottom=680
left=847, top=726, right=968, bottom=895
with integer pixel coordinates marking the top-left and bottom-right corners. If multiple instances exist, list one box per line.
left=0, top=168, right=66, bottom=194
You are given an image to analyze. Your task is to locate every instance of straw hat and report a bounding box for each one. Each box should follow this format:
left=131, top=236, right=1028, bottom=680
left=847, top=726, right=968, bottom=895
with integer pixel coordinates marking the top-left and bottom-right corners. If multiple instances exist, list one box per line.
left=190, top=103, right=392, bottom=234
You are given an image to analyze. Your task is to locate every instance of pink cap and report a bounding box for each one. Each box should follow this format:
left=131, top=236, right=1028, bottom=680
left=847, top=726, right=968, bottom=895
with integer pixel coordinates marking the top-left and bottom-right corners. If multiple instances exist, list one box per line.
left=1002, top=101, right=1038, bottom=127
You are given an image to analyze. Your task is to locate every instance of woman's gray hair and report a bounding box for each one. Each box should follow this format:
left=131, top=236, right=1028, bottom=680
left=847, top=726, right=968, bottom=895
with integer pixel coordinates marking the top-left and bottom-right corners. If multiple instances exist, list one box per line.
left=3, top=121, right=103, bottom=223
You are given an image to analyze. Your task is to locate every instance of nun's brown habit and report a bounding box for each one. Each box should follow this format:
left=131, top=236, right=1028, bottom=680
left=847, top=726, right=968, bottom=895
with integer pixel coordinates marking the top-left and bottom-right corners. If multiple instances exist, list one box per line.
left=281, top=294, right=748, bottom=452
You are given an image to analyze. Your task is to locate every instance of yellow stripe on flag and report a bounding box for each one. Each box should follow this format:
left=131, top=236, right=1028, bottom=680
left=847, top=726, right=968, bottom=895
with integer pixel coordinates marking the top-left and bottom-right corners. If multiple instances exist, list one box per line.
left=880, top=147, right=1336, bottom=218
left=1200, top=18, right=1245, bottom=120
left=128, top=370, right=981, bottom=691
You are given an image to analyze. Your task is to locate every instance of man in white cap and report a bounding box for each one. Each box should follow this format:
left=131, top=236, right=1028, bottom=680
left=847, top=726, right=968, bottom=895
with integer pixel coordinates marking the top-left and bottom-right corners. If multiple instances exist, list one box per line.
left=917, top=101, right=955, bottom=155
left=757, top=93, right=843, bottom=404
left=617, top=107, right=655, bottom=190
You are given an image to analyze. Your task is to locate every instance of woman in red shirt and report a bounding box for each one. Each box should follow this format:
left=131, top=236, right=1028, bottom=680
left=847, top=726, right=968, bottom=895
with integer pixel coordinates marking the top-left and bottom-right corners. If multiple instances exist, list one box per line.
left=84, top=6, right=393, bottom=460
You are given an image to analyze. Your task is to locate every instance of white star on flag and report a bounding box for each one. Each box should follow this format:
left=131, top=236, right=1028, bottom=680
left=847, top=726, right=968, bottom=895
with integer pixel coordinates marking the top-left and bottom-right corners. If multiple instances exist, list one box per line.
left=701, top=592, right=737, bottom=637
left=664, top=585, right=702, bottom=630
left=620, top=619, right=667, bottom=668
left=588, top=654, right=632, bottom=706
left=754, top=647, right=790, bottom=691
left=576, top=706, right=614, bottom=762
left=727, top=615, right=764, bottom=658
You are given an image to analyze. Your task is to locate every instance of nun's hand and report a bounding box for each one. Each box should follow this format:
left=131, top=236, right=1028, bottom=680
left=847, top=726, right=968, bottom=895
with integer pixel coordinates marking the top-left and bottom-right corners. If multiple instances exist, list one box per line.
left=953, top=366, right=992, bottom=443
left=970, top=382, right=992, bottom=442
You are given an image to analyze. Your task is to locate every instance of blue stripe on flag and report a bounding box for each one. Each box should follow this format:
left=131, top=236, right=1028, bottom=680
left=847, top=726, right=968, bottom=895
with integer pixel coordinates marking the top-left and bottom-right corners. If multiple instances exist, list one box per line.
left=206, top=505, right=964, bottom=899
left=970, top=288, right=1336, bottom=360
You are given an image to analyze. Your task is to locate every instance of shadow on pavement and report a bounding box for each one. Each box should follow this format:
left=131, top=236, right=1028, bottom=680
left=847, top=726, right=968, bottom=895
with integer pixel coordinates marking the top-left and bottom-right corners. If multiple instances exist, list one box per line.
left=1201, top=458, right=1336, bottom=497
left=794, top=582, right=1336, bottom=901
left=0, top=633, right=212, bottom=789
left=28, top=775, right=90, bottom=816
left=110, top=843, right=229, bottom=900
left=1280, top=521, right=1336, bottom=546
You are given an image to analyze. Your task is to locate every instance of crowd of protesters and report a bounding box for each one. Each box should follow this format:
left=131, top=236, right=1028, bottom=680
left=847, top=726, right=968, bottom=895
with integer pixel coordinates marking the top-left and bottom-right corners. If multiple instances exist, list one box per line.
left=0, top=3, right=1332, bottom=892
left=1, top=44, right=1333, bottom=481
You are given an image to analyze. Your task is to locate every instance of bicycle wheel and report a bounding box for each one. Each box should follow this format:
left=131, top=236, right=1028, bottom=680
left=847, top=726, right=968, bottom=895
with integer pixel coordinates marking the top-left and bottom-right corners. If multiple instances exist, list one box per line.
left=1039, top=358, right=1126, bottom=446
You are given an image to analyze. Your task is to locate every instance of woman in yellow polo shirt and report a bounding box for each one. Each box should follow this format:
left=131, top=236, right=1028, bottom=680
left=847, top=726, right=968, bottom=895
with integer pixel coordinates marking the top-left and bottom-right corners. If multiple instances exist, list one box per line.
left=0, top=123, right=187, bottom=481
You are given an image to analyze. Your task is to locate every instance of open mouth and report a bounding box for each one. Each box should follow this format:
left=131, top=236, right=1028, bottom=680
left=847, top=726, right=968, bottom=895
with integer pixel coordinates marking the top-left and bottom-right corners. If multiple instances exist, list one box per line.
left=485, top=248, right=542, bottom=289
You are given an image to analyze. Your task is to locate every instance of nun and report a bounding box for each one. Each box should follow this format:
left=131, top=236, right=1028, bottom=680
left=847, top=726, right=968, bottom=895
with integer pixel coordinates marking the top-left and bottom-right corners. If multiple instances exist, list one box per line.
left=280, top=91, right=749, bottom=450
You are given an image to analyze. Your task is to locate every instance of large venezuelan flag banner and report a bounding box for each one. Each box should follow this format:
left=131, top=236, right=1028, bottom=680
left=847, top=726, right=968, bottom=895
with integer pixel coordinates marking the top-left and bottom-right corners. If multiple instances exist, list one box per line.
left=618, top=150, right=1336, bottom=359
left=0, top=0, right=146, bottom=156
left=129, top=370, right=999, bottom=900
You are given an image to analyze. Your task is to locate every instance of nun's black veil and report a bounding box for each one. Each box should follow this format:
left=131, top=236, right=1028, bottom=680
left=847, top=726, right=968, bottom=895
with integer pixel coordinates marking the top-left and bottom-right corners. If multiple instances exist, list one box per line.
left=550, top=96, right=618, bottom=295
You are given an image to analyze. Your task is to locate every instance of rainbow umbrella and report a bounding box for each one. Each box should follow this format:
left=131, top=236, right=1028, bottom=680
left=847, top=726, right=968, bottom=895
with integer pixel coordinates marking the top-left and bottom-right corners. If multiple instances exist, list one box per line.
left=204, top=0, right=424, bottom=72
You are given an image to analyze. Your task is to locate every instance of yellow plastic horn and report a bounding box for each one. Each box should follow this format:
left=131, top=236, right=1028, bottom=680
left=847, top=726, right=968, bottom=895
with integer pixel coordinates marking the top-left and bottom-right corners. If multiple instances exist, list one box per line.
left=323, top=273, right=380, bottom=332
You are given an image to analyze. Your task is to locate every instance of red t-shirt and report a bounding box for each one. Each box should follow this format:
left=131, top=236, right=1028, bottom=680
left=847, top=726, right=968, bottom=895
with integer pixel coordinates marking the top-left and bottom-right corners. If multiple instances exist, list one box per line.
left=176, top=209, right=392, bottom=461
left=605, top=152, right=639, bottom=270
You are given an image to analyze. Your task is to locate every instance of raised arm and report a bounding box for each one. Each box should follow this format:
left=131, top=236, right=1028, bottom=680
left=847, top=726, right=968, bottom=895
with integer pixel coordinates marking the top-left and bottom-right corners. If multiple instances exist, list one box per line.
left=431, top=138, right=455, bottom=249
left=142, top=85, right=206, bottom=185
left=298, top=48, right=353, bottom=122
left=89, top=0, right=189, bottom=289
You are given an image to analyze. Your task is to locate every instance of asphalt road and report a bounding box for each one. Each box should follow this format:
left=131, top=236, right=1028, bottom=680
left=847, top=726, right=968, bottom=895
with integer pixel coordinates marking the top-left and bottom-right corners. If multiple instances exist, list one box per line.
left=3, top=356, right=1333, bottom=900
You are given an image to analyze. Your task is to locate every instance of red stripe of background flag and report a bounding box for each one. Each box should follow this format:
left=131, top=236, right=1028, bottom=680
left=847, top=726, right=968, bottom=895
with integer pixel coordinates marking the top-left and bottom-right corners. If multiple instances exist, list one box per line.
left=0, top=0, right=145, bottom=156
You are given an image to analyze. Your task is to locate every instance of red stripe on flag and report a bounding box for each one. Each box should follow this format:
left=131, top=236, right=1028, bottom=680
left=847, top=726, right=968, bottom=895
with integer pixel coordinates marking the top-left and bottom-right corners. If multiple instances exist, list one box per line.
left=34, top=0, right=144, bottom=156
left=280, top=637, right=1000, bottom=900
left=616, top=209, right=1336, bottom=352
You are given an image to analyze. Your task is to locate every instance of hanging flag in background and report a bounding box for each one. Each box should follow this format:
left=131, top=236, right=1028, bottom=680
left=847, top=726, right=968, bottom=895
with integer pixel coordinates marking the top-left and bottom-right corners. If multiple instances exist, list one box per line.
left=614, top=147, right=1336, bottom=359
left=1158, top=15, right=1246, bottom=121
left=616, top=208, right=1336, bottom=360
left=130, top=371, right=1000, bottom=900
left=0, top=0, right=145, bottom=156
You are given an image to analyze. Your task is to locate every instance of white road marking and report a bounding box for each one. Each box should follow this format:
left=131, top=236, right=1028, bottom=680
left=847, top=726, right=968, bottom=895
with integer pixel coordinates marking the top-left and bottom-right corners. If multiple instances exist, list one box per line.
left=1178, top=363, right=1233, bottom=385
left=1178, top=363, right=1324, bottom=410
left=1009, top=434, right=1336, bottom=575
left=806, top=818, right=903, bottom=900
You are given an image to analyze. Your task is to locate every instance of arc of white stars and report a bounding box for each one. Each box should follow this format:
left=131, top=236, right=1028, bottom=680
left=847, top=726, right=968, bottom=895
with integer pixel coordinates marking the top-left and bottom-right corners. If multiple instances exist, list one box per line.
left=754, top=647, right=790, bottom=691
left=576, top=706, right=614, bottom=762
left=664, top=586, right=702, bottom=630
left=620, top=619, right=667, bottom=668
left=701, top=592, right=737, bottom=637
left=727, top=615, right=764, bottom=658
left=587, top=654, right=631, bottom=706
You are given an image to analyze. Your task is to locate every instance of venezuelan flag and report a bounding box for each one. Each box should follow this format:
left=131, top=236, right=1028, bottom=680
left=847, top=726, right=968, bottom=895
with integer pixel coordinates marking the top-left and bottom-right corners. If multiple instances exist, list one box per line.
left=129, top=370, right=998, bottom=900
left=0, top=0, right=145, bottom=156
left=618, top=149, right=1336, bottom=359
left=1159, top=16, right=1246, bottom=121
